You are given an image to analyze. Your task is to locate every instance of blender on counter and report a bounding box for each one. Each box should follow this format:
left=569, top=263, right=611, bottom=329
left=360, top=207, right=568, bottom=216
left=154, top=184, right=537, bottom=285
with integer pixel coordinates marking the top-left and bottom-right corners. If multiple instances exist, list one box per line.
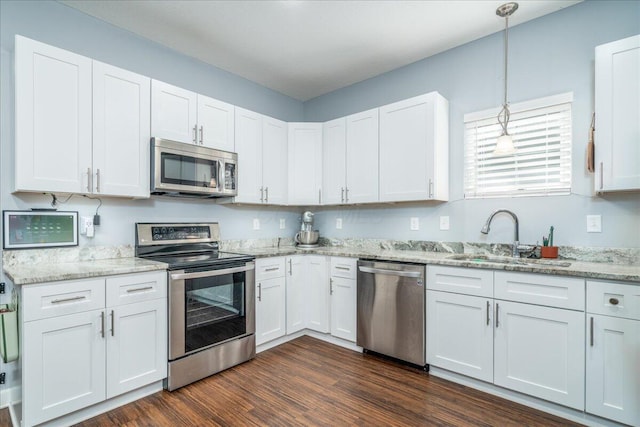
left=295, top=211, right=319, bottom=248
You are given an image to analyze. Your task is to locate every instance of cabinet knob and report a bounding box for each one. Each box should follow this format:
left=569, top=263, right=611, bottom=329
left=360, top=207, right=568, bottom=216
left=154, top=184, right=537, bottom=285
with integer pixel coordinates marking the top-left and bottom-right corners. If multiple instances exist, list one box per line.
left=609, top=297, right=619, bottom=305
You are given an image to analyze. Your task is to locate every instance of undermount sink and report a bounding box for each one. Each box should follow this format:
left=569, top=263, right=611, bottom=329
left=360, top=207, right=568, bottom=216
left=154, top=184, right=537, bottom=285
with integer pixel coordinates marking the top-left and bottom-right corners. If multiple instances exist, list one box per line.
left=448, top=254, right=572, bottom=268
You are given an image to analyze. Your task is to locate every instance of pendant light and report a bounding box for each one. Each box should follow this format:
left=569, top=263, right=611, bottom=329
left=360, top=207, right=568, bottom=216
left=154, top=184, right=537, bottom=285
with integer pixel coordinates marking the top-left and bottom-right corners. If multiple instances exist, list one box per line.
left=494, top=2, right=518, bottom=156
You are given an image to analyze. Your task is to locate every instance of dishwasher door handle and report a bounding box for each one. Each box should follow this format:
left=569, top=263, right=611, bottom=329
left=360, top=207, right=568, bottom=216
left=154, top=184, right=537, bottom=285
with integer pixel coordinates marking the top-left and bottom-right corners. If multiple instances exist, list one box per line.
left=358, top=266, right=422, bottom=278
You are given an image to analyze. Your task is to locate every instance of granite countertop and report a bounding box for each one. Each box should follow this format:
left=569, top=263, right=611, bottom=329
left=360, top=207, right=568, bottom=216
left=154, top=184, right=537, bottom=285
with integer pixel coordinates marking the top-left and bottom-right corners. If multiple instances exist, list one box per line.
left=240, top=246, right=640, bottom=283
left=4, top=257, right=168, bottom=286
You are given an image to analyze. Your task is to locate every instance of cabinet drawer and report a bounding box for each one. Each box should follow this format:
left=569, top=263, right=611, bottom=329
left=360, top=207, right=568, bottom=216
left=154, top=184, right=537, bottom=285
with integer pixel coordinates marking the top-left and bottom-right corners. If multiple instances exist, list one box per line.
left=106, top=272, right=167, bottom=307
left=587, top=280, right=640, bottom=320
left=256, top=257, right=286, bottom=280
left=23, top=278, right=105, bottom=322
left=495, top=272, right=584, bottom=310
left=426, top=265, right=493, bottom=298
left=330, top=257, right=357, bottom=279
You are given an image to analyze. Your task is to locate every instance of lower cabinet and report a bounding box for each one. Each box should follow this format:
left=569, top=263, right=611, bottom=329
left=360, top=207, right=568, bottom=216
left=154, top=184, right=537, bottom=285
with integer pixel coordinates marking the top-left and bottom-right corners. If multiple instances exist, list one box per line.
left=255, top=258, right=287, bottom=346
left=285, top=255, right=307, bottom=334
left=330, top=257, right=357, bottom=342
left=20, top=271, right=167, bottom=427
left=286, top=255, right=329, bottom=334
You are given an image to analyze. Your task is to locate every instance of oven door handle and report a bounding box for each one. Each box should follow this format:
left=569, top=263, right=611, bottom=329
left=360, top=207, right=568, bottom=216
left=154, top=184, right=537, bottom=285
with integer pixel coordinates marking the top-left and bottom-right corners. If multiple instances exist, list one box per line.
left=170, top=264, right=254, bottom=281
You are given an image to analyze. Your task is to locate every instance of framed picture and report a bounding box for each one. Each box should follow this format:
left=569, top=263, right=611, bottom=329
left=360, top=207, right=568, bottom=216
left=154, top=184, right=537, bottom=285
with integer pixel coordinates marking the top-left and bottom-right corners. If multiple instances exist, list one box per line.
left=3, top=211, right=78, bottom=249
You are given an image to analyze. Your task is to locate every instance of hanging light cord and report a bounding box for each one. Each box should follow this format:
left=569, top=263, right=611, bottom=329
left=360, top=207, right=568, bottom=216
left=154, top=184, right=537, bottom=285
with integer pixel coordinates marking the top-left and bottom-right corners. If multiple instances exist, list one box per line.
left=497, top=12, right=511, bottom=136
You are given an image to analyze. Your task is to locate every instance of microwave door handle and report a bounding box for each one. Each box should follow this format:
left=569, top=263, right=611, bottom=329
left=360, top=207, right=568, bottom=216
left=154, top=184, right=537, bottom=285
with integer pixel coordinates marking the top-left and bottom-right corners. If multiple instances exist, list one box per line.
left=170, top=264, right=254, bottom=281
left=218, top=160, right=223, bottom=191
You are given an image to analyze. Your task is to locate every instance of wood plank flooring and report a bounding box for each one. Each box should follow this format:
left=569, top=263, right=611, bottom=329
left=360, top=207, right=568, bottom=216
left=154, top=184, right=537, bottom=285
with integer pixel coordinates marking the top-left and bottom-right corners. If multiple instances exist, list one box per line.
left=77, top=336, right=581, bottom=426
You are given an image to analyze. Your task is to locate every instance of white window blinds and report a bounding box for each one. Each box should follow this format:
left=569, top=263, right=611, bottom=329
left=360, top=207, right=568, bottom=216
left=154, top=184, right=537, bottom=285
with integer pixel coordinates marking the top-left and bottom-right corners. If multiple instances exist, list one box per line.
left=464, top=93, right=572, bottom=198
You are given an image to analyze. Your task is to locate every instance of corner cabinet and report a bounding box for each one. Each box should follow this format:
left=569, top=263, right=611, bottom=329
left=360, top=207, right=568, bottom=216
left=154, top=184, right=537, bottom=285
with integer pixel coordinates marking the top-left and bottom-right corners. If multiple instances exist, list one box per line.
left=20, top=271, right=167, bottom=427
left=288, top=123, right=323, bottom=205
left=594, top=34, right=640, bottom=192
left=379, top=92, right=449, bottom=202
left=15, top=35, right=151, bottom=198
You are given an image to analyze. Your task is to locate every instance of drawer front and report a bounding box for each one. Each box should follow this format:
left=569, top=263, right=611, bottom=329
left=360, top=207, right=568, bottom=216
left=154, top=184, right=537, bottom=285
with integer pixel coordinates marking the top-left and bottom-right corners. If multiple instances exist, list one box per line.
left=22, top=278, right=105, bottom=322
left=587, top=280, right=640, bottom=320
left=106, top=271, right=167, bottom=307
left=427, top=266, right=493, bottom=298
left=330, top=257, right=357, bottom=279
left=256, top=257, right=286, bottom=280
left=495, top=272, right=584, bottom=310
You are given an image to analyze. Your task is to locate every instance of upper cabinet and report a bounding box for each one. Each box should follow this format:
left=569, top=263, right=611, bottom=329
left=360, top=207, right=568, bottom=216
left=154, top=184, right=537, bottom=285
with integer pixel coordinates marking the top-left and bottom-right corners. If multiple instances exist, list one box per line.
left=15, top=36, right=150, bottom=198
left=322, top=118, right=347, bottom=205
left=151, top=80, right=235, bottom=151
left=345, top=109, right=379, bottom=204
left=379, top=92, right=449, bottom=202
left=234, top=108, right=287, bottom=204
left=595, top=35, right=640, bottom=192
left=288, top=123, right=323, bottom=205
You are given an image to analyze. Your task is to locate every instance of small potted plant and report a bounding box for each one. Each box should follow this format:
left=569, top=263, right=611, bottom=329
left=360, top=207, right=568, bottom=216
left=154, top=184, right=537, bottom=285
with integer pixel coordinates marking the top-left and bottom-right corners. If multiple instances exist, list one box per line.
left=541, top=226, right=558, bottom=258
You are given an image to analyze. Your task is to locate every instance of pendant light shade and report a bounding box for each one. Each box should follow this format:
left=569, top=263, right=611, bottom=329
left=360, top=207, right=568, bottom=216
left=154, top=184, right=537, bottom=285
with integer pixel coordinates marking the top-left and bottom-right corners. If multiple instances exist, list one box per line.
left=494, top=2, right=518, bottom=156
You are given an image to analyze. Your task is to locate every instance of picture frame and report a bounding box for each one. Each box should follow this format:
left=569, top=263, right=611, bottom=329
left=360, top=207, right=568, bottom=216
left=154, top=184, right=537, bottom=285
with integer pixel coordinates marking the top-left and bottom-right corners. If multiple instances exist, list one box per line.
left=2, top=210, right=79, bottom=249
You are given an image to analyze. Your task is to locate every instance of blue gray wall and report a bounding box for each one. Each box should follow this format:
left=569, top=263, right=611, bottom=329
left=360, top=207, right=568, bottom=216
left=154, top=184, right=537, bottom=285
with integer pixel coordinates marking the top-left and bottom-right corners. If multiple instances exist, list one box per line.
left=304, top=0, right=640, bottom=248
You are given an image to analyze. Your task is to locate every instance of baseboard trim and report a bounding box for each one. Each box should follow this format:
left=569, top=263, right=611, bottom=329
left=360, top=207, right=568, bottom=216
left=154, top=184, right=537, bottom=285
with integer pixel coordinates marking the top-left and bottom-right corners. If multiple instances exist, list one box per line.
left=1, top=385, right=21, bottom=409
left=257, top=330, right=361, bottom=354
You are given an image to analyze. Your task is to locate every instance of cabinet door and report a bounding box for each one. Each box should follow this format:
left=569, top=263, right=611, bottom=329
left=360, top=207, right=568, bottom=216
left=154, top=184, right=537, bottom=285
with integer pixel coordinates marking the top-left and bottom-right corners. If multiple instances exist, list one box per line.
left=93, top=61, right=151, bottom=198
left=426, top=291, right=493, bottom=382
left=151, top=80, right=197, bottom=144
left=23, top=310, right=106, bottom=427
left=322, top=118, right=347, bottom=205
left=285, top=256, right=306, bottom=334
left=15, top=35, right=92, bottom=193
left=586, top=315, right=640, bottom=426
left=379, top=93, right=449, bottom=202
left=595, top=35, right=640, bottom=192
left=494, top=301, right=585, bottom=410
left=255, top=276, right=286, bottom=345
left=346, top=109, right=379, bottom=203
left=307, top=256, right=329, bottom=333
left=234, top=107, right=263, bottom=203
left=262, top=116, right=288, bottom=205
left=197, top=95, right=235, bottom=151
left=288, top=123, right=323, bottom=205
left=330, top=276, right=357, bottom=342
left=106, top=299, right=167, bottom=398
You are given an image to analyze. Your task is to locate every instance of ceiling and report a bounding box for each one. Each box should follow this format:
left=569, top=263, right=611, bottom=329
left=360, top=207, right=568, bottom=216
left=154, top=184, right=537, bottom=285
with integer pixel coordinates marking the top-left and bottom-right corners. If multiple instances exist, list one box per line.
left=59, top=0, right=582, bottom=101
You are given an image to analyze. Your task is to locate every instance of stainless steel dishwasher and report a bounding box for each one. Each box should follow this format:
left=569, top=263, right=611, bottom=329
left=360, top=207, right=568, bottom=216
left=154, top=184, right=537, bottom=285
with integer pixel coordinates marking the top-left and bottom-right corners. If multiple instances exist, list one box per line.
left=357, top=260, right=426, bottom=367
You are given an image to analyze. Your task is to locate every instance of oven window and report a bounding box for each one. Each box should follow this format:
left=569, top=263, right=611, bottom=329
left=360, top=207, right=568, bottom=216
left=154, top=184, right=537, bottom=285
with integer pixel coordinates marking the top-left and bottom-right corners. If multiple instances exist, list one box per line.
left=184, top=271, right=246, bottom=352
left=161, top=152, right=219, bottom=188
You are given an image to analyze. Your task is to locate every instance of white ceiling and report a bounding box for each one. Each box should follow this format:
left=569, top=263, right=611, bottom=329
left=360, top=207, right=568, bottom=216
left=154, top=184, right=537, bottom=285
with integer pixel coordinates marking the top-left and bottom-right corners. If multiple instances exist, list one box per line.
left=60, top=0, right=582, bottom=101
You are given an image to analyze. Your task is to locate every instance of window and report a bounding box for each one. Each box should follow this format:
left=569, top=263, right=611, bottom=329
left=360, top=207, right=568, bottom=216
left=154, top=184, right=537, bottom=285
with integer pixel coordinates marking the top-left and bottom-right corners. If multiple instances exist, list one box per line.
left=464, top=93, right=572, bottom=198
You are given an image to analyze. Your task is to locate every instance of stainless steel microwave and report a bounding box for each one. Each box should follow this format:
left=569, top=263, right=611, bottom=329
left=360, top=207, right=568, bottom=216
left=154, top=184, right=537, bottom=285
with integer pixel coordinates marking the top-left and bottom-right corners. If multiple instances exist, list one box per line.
left=151, top=138, right=237, bottom=198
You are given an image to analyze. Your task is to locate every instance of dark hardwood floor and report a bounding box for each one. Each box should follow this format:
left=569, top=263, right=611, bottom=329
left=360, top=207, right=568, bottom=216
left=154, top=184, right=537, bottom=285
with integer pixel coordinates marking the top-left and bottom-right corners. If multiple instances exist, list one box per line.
left=76, top=336, right=581, bottom=426
left=1, top=407, right=10, bottom=427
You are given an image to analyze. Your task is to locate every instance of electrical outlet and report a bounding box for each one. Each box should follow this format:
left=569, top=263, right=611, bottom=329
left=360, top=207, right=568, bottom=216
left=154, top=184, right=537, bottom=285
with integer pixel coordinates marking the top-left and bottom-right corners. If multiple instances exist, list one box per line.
left=336, top=218, right=343, bottom=229
left=440, top=216, right=450, bottom=230
left=279, top=218, right=286, bottom=229
left=81, top=216, right=94, bottom=236
left=253, top=218, right=260, bottom=230
left=586, top=215, right=602, bottom=233
left=410, top=217, right=420, bottom=231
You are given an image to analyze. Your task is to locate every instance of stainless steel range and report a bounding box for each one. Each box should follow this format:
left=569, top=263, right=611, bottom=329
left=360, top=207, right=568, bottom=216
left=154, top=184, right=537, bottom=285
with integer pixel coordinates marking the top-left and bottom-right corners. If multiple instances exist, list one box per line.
left=135, top=222, right=255, bottom=391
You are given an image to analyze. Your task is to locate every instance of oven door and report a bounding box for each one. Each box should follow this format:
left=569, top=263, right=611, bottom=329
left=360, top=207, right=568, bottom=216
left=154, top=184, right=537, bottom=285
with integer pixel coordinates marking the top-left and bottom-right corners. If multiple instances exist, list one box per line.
left=169, top=261, right=255, bottom=360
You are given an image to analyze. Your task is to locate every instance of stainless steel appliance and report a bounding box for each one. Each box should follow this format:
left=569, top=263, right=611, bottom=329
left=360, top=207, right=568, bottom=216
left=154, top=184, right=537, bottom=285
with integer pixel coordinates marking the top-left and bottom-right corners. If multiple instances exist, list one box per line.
left=357, top=260, right=426, bottom=367
left=295, top=211, right=319, bottom=247
left=135, top=222, right=255, bottom=391
left=151, top=138, right=238, bottom=198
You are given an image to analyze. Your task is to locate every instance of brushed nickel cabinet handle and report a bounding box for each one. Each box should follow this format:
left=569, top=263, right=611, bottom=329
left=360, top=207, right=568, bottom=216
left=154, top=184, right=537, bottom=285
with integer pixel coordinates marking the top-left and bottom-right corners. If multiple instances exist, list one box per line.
left=335, top=266, right=350, bottom=271
left=265, top=187, right=269, bottom=203
left=199, top=125, right=204, bottom=144
left=289, top=259, right=293, bottom=275
left=100, top=311, right=105, bottom=338
left=486, top=301, right=490, bottom=325
left=51, top=296, right=86, bottom=304
left=600, top=162, right=604, bottom=190
left=429, top=179, right=434, bottom=198
left=609, top=297, right=619, bottom=305
left=111, top=310, right=115, bottom=337
left=495, top=303, right=500, bottom=328
left=257, top=283, right=262, bottom=302
left=318, top=189, right=322, bottom=204
left=193, top=125, right=197, bottom=143
left=260, top=187, right=264, bottom=203
left=95, top=169, right=101, bottom=193
left=126, top=286, right=153, bottom=293
left=345, top=187, right=349, bottom=203
left=330, top=278, right=334, bottom=295
left=341, top=187, right=344, bottom=203
left=87, top=167, right=92, bottom=192
left=590, top=316, right=594, bottom=347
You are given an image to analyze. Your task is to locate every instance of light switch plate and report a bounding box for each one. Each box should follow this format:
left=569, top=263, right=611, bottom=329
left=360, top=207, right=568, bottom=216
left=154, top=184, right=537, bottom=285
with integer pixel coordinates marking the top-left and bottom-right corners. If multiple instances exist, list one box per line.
left=586, top=215, right=602, bottom=233
left=253, top=218, right=260, bottom=230
left=410, top=217, right=420, bottom=231
left=336, top=218, right=343, bottom=229
left=279, top=218, right=286, bottom=229
left=439, top=216, right=450, bottom=230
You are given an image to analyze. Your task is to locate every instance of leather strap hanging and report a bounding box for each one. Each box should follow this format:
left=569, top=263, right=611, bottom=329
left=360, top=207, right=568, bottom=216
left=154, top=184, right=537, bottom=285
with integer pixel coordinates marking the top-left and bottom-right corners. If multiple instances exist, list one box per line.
left=586, top=112, right=595, bottom=173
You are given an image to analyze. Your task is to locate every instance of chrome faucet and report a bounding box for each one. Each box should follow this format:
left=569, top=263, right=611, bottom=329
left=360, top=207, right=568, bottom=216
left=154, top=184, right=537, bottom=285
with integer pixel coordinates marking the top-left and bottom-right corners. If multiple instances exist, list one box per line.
left=481, top=209, right=521, bottom=257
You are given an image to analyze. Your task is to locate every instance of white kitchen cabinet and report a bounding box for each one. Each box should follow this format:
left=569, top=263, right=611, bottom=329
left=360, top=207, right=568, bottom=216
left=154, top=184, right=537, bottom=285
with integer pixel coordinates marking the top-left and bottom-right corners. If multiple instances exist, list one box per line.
left=20, top=272, right=167, bottom=427
left=288, top=123, right=323, bottom=205
left=329, top=257, right=357, bottom=342
left=493, top=300, right=585, bottom=410
left=595, top=35, right=640, bottom=192
left=585, top=280, right=640, bottom=426
left=379, top=92, right=449, bottom=202
left=345, top=109, right=379, bottom=203
left=93, top=61, right=151, bottom=197
left=306, top=256, right=330, bottom=333
left=151, top=79, right=234, bottom=151
left=255, top=258, right=287, bottom=345
left=426, top=290, right=493, bottom=382
left=285, top=255, right=307, bottom=334
left=322, top=118, right=347, bottom=205
left=15, top=35, right=92, bottom=194
left=234, top=108, right=288, bottom=204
